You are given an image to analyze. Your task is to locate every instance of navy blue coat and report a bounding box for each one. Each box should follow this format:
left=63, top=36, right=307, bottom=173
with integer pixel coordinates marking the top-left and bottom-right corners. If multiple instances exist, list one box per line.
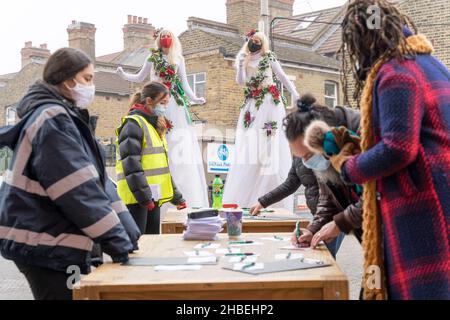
left=0, top=81, right=141, bottom=274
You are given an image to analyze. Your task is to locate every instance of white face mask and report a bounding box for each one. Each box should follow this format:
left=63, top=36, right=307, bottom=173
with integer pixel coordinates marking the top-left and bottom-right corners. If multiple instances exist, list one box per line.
left=302, top=154, right=331, bottom=172
left=154, top=104, right=167, bottom=117
left=70, top=80, right=95, bottom=109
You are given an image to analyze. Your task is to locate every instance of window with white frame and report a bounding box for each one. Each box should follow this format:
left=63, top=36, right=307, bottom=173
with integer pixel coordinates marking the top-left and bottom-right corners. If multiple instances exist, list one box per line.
left=187, top=72, right=206, bottom=100
left=5, top=106, right=16, bottom=126
left=294, top=16, right=319, bottom=31
left=324, top=81, right=338, bottom=108
left=281, top=75, right=297, bottom=109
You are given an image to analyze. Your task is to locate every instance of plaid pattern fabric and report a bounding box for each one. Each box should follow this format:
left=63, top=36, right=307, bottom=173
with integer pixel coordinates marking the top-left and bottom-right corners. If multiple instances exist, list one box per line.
left=345, top=54, right=450, bottom=300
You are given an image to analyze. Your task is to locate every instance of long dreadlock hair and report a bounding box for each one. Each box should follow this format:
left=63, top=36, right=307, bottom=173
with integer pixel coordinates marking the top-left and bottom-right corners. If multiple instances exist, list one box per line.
left=339, top=0, right=417, bottom=106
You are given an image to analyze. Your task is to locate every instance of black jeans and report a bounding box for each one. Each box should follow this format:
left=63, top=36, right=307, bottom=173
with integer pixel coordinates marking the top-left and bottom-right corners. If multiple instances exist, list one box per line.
left=127, top=204, right=161, bottom=235
left=15, top=262, right=72, bottom=300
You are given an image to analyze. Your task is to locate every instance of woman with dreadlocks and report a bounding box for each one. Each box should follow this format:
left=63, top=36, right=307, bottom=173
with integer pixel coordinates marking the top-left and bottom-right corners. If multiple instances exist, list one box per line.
left=222, top=30, right=300, bottom=211
left=117, top=29, right=208, bottom=209
left=332, top=0, right=450, bottom=300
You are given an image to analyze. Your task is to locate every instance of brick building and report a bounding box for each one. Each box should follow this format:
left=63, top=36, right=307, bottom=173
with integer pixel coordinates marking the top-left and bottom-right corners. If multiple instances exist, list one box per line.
left=0, top=0, right=448, bottom=154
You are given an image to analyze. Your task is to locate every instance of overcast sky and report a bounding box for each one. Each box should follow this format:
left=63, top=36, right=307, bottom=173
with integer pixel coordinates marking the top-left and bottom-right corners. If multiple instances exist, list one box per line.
left=0, top=0, right=347, bottom=75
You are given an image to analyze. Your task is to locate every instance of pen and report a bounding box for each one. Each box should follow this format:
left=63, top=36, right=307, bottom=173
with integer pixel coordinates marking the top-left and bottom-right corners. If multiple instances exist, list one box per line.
left=229, top=241, right=254, bottom=245
left=242, top=262, right=256, bottom=270
left=225, top=253, right=255, bottom=257
left=286, top=252, right=292, bottom=260
left=201, top=242, right=211, bottom=248
left=295, top=221, right=303, bottom=246
left=274, top=236, right=284, bottom=241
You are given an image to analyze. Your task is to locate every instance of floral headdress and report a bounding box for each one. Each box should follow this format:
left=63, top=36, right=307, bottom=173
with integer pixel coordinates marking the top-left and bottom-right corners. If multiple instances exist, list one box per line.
left=246, top=28, right=259, bottom=41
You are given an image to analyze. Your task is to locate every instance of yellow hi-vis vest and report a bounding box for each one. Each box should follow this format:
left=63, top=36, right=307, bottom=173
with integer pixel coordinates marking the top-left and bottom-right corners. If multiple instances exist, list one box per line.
left=116, top=115, right=174, bottom=206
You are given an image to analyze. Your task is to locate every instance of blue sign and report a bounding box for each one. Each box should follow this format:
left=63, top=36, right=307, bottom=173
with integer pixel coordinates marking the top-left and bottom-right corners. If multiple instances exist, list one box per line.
left=207, top=143, right=235, bottom=174
left=217, top=144, right=229, bottom=161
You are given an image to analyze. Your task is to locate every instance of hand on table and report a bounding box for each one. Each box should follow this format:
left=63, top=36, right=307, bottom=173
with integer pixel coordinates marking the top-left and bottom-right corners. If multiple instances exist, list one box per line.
left=291, top=228, right=313, bottom=247
left=311, top=221, right=341, bottom=249
left=250, top=202, right=264, bottom=216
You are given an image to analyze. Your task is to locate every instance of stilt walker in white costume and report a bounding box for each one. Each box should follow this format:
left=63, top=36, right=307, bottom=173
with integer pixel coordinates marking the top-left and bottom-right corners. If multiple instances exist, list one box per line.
left=117, top=29, right=209, bottom=208
left=223, top=29, right=300, bottom=211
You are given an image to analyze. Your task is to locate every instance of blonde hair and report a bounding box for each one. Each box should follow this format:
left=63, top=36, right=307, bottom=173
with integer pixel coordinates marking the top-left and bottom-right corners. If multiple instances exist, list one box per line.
left=235, top=32, right=271, bottom=69
left=155, top=29, right=183, bottom=66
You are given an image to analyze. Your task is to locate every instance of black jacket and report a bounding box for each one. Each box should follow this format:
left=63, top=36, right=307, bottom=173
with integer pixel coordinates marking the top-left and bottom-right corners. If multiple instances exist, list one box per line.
left=0, top=81, right=140, bottom=274
left=117, top=108, right=185, bottom=207
left=307, top=105, right=363, bottom=241
left=258, top=157, right=319, bottom=214
left=257, top=106, right=362, bottom=215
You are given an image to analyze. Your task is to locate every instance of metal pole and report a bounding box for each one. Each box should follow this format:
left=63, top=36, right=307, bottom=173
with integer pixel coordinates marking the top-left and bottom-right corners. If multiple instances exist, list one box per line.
left=260, top=0, right=270, bottom=37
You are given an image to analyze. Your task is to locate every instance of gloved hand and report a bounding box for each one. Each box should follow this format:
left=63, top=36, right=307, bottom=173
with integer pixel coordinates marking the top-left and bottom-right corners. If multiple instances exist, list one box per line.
left=237, top=52, right=247, bottom=64
left=147, top=201, right=156, bottom=211
left=130, top=242, right=139, bottom=253
left=116, top=67, right=124, bottom=75
left=177, top=202, right=187, bottom=210
left=112, top=252, right=129, bottom=264
left=330, top=143, right=357, bottom=174
left=330, top=126, right=361, bottom=152
left=192, top=97, right=206, bottom=105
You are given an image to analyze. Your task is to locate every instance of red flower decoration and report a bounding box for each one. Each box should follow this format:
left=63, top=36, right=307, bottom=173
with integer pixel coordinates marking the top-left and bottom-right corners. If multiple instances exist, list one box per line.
left=268, top=85, right=280, bottom=100
left=163, top=81, right=172, bottom=89
left=246, top=28, right=258, bottom=40
left=160, top=71, right=166, bottom=78
left=251, top=88, right=262, bottom=98
left=165, top=119, right=174, bottom=132
left=166, top=68, right=175, bottom=76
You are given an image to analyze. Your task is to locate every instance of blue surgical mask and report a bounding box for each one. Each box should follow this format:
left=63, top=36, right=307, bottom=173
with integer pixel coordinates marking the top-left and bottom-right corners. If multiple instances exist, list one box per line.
left=302, top=154, right=331, bottom=172
left=154, top=104, right=167, bottom=117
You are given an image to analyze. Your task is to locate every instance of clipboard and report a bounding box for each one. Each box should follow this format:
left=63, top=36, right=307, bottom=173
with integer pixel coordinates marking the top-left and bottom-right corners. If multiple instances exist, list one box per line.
left=122, top=256, right=219, bottom=266
left=222, top=259, right=330, bottom=275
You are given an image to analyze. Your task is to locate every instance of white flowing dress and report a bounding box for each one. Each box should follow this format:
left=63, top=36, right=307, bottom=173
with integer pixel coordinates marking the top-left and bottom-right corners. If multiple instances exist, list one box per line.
left=118, top=54, right=209, bottom=208
left=222, top=52, right=300, bottom=211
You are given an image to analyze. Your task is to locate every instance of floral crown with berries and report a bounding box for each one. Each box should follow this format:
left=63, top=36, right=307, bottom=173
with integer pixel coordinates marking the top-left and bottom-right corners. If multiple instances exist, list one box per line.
left=246, top=28, right=259, bottom=41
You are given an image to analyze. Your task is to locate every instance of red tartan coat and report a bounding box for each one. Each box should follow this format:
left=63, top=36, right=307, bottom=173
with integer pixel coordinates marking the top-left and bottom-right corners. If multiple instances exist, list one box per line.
left=344, top=53, right=450, bottom=299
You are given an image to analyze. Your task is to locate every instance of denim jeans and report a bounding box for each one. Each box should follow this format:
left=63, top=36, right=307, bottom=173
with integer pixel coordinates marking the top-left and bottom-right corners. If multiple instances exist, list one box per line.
left=325, top=232, right=345, bottom=259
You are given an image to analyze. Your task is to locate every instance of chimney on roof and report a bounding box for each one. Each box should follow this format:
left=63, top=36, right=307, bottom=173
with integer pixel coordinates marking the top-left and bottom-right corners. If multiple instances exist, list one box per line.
left=20, top=41, right=51, bottom=69
left=67, top=20, right=96, bottom=61
left=123, top=15, right=155, bottom=52
left=226, top=0, right=294, bottom=34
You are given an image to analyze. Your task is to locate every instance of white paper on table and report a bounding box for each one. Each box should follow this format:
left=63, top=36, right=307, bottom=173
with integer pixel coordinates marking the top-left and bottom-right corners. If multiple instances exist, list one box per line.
left=154, top=265, right=202, bottom=271
left=275, top=253, right=304, bottom=261
left=303, top=258, right=326, bottom=265
left=215, top=248, right=241, bottom=255
left=281, top=241, right=326, bottom=251
left=260, top=237, right=290, bottom=242
left=228, top=242, right=263, bottom=247
left=184, top=250, right=214, bottom=257
left=280, top=245, right=312, bottom=251
left=228, top=256, right=258, bottom=263
left=233, top=263, right=264, bottom=271
left=187, top=256, right=217, bottom=264
left=194, top=243, right=221, bottom=250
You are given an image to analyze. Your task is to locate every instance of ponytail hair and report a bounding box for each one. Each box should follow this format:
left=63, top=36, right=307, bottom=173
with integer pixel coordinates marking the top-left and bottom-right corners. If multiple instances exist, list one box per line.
left=284, top=93, right=338, bottom=141
left=129, top=82, right=169, bottom=109
left=129, top=92, right=144, bottom=108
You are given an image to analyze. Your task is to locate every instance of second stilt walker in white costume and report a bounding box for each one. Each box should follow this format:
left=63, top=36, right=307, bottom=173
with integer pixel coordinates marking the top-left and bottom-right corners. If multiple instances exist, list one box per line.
left=117, top=29, right=209, bottom=208
left=223, top=30, right=300, bottom=211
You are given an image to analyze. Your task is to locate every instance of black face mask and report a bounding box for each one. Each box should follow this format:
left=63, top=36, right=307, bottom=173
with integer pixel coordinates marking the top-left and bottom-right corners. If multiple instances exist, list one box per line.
left=248, top=41, right=262, bottom=53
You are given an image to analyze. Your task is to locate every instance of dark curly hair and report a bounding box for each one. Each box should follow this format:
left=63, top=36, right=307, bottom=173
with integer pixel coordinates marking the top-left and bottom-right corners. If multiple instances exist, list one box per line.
left=339, top=0, right=417, bottom=106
